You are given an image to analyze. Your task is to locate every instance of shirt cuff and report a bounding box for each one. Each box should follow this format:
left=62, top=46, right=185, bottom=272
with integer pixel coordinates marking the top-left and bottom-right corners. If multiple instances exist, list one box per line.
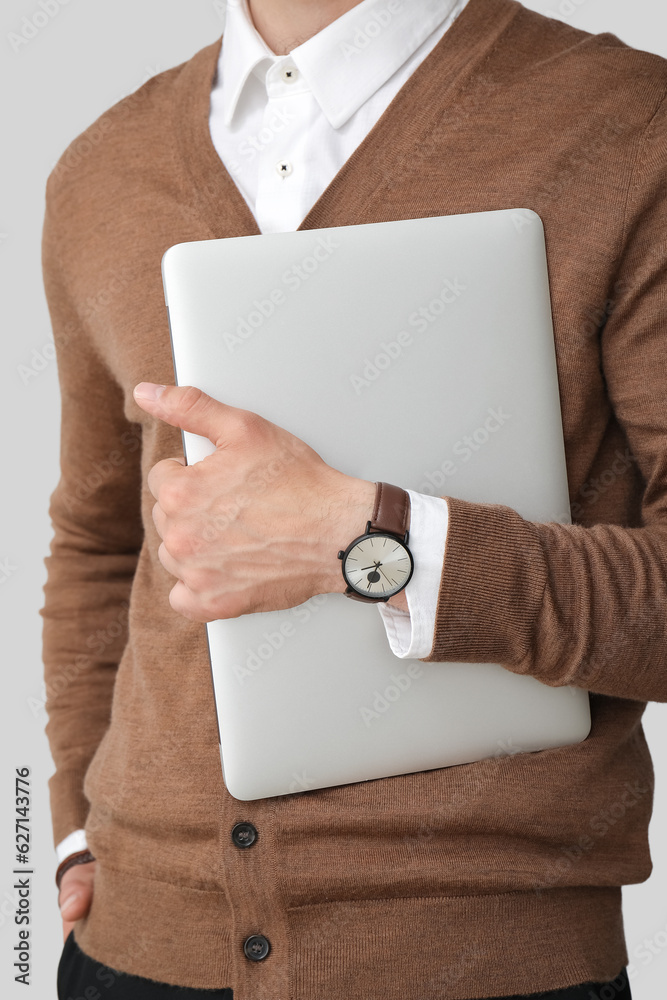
left=55, top=828, right=89, bottom=864
left=377, top=489, right=449, bottom=659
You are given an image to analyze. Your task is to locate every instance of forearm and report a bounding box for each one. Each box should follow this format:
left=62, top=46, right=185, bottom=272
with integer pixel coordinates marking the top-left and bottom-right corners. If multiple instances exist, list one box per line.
left=41, top=172, right=144, bottom=846
left=421, top=494, right=667, bottom=703
left=42, top=551, right=138, bottom=844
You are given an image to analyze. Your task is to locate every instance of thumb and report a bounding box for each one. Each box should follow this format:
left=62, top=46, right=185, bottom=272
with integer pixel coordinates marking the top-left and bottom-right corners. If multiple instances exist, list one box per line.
left=59, top=880, right=93, bottom=920
left=133, top=383, right=236, bottom=447
left=59, top=862, right=96, bottom=920
left=59, top=891, right=89, bottom=921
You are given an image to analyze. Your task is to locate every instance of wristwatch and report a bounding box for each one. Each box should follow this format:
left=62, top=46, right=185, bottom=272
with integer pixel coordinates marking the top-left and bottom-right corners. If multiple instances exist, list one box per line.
left=338, top=481, right=413, bottom=603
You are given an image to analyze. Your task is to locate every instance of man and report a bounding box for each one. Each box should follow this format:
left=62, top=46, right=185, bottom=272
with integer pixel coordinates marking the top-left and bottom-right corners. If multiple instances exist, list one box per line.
left=43, top=0, right=666, bottom=997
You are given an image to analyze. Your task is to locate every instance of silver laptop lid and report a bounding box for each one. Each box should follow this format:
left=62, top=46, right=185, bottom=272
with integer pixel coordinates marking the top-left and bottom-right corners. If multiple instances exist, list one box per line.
left=162, top=209, right=590, bottom=801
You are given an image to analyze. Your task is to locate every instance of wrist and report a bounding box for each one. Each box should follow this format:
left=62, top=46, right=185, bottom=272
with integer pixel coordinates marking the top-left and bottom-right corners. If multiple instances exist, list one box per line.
left=320, top=478, right=413, bottom=605
left=385, top=587, right=409, bottom=612
left=55, top=849, right=96, bottom=890
left=318, top=474, right=377, bottom=595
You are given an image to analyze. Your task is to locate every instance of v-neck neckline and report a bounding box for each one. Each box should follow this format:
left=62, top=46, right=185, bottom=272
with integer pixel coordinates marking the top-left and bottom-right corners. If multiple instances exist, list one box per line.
left=172, top=0, right=522, bottom=239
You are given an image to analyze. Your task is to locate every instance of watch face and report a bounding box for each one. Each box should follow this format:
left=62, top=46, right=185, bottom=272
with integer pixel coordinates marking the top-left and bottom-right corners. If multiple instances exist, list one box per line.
left=343, top=533, right=413, bottom=599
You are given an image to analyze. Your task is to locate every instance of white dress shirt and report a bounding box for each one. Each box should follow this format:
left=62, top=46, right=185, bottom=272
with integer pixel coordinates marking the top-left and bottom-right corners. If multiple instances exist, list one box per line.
left=56, top=0, right=465, bottom=865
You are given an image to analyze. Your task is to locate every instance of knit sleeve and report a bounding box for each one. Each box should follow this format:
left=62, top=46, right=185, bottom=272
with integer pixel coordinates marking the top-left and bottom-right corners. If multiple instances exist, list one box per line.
left=39, top=174, right=144, bottom=848
left=421, top=91, right=667, bottom=703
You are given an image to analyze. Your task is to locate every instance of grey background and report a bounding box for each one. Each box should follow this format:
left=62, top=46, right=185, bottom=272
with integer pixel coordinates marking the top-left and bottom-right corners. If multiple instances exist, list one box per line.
left=1, top=1, right=666, bottom=997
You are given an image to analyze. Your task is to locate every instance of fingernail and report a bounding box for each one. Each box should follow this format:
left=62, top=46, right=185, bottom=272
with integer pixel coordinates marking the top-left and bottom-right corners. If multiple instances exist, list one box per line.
left=134, top=382, right=166, bottom=401
left=59, top=893, right=79, bottom=913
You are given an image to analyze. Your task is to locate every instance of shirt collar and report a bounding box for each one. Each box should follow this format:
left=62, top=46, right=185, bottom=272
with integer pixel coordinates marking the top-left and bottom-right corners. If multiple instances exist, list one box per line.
left=219, top=0, right=465, bottom=129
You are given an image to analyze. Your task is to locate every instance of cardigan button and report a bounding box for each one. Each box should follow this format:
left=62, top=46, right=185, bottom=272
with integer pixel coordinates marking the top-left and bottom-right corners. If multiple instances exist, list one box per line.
left=243, top=934, right=271, bottom=962
left=231, top=822, right=257, bottom=848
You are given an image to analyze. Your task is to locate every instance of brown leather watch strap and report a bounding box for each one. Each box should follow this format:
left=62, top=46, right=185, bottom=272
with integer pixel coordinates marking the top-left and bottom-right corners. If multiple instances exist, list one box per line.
left=342, top=482, right=411, bottom=603
left=55, top=849, right=96, bottom=891
left=368, top=481, right=410, bottom=538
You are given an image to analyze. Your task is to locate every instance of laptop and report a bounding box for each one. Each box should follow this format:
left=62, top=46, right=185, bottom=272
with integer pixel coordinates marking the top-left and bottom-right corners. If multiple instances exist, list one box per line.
left=162, top=209, right=591, bottom=801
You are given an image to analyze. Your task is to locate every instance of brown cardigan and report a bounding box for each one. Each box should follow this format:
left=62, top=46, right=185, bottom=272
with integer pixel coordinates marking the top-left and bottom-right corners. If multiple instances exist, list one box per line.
left=41, top=0, right=667, bottom=996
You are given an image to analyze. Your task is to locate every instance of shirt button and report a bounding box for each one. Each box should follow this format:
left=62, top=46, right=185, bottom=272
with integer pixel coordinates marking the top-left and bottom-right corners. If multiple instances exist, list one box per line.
left=231, top=822, right=257, bottom=848
left=243, top=934, right=271, bottom=962
left=280, top=65, right=298, bottom=83
left=276, top=160, right=293, bottom=178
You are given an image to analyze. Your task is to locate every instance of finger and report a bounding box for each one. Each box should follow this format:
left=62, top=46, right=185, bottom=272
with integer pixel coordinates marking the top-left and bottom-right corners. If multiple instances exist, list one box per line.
left=151, top=501, right=167, bottom=539
left=133, top=384, right=244, bottom=448
left=146, top=456, right=187, bottom=500
left=169, top=580, right=210, bottom=623
left=157, top=541, right=184, bottom=579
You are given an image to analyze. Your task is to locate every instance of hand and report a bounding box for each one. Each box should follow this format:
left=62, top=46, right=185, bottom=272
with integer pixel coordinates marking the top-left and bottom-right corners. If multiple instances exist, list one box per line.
left=59, top=859, right=96, bottom=943
left=133, top=382, right=378, bottom=621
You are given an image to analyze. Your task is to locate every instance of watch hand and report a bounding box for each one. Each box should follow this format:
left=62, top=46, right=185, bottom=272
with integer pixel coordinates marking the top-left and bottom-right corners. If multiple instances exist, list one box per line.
left=360, top=561, right=382, bottom=571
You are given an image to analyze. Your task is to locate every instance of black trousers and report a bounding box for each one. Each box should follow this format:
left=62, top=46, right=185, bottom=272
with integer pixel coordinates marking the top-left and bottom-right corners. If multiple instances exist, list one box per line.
left=58, top=930, right=632, bottom=1000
